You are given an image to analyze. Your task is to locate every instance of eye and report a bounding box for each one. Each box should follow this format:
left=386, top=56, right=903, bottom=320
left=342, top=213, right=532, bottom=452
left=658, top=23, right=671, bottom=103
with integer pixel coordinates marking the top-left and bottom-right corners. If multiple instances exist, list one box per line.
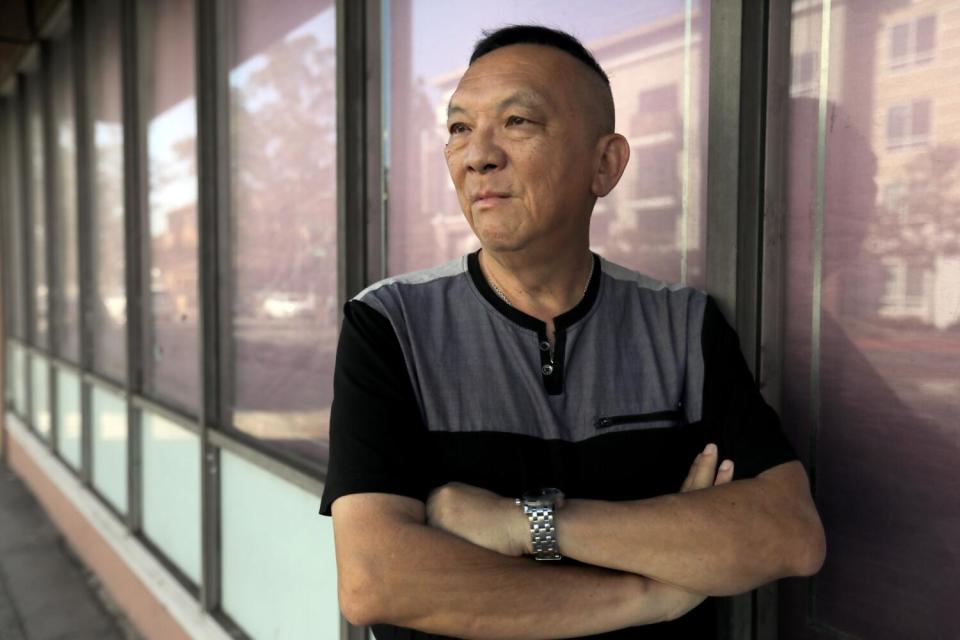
left=448, top=122, right=469, bottom=135
left=506, top=115, right=528, bottom=126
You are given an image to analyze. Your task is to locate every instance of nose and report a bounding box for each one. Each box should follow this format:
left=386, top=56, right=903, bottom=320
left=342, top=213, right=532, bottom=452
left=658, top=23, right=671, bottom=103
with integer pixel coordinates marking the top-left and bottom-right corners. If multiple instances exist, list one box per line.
left=463, top=126, right=506, bottom=175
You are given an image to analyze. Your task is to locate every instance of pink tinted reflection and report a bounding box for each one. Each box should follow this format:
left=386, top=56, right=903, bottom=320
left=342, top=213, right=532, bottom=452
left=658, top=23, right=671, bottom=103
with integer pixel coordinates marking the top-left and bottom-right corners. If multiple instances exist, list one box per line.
left=144, top=0, right=200, bottom=412
left=52, top=33, right=81, bottom=363
left=87, top=0, right=127, bottom=383
left=228, top=0, right=337, bottom=464
left=27, top=73, right=49, bottom=349
left=779, top=2, right=960, bottom=638
left=387, top=0, right=710, bottom=288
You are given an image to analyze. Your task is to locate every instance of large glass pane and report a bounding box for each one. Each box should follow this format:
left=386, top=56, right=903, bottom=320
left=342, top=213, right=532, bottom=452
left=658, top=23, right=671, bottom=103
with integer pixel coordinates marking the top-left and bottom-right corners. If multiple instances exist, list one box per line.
left=1, top=98, right=26, bottom=340
left=30, top=356, right=50, bottom=441
left=55, top=367, right=82, bottom=471
left=51, top=31, right=81, bottom=363
left=778, top=1, right=960, bottom=638
left=87, top=0, right=127, bottom=383
left=226, top=0, right=337, bottom=465
left=7, top=343, right=27, bottom=416
left=141, top=413, right=200, bottom=584
left=91, top=386, right=128, bottom=514
left=26, top=73, right=49, bottom=348
left=221, top=451, right=339, bottom=638
left=141, top=0, right=199, bottom=412
left=385, top=1, right=710, bottom=287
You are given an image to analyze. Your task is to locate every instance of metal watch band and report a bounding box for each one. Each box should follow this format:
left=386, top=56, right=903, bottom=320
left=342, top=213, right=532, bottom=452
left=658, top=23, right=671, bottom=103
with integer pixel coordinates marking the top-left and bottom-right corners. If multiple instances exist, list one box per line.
left=524, top=504, right=561, bottom=561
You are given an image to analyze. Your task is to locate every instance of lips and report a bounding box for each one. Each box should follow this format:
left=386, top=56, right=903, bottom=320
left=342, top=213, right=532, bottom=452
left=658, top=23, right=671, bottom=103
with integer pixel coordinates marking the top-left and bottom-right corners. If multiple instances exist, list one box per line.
left=472, top=192, right=511, bottom=205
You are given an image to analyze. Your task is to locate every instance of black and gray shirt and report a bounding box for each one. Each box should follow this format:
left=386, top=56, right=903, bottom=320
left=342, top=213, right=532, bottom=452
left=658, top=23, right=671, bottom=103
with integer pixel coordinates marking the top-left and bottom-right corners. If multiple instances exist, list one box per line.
left=320, top=250, right=798, bottom=640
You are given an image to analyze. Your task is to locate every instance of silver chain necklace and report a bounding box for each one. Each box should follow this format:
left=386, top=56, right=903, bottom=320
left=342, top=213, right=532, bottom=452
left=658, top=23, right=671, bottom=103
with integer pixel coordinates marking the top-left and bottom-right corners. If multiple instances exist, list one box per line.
left=487, top=256, right=594, bottom=308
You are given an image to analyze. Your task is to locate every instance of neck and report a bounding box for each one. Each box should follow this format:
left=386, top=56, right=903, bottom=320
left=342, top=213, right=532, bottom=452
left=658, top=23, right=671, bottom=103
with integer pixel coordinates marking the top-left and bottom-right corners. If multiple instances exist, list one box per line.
left=479, top=244, right=594, bottom=324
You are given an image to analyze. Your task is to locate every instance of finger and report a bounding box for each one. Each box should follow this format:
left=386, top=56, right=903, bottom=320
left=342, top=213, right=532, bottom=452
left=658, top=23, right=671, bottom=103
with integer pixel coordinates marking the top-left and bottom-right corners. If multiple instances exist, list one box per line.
left=679, top=453, right=703, bottom=492
left=689, top=443, right=718, bottom=490
left=714, top=459, right=734, bottom=486
left=681, top=443, right=718, bottom=492
left=680, top=451, right=703, bottom=492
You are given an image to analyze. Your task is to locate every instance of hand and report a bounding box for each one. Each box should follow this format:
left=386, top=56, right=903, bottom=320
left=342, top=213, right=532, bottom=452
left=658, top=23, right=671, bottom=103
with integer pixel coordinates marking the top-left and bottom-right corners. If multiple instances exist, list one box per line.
left=679, top=442, right=734, bottom=493
left=426, top=482, right=529, bottom=557
left=646, top=443, right=735, bottom=621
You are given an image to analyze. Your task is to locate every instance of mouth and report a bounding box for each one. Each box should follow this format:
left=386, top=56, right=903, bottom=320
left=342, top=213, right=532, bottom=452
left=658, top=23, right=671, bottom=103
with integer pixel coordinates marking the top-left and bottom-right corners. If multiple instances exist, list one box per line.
left=472, top=192, right=512, bottom=206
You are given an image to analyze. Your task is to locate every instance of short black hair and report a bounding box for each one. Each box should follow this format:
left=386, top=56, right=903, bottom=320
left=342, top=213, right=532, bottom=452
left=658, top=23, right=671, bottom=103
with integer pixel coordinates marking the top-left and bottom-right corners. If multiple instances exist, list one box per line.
left=469, top=25, right=610, bottom=87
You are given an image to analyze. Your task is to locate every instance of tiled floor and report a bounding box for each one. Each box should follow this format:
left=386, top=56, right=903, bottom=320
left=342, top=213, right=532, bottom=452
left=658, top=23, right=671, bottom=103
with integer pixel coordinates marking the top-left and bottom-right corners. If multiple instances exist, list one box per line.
left=0, top=463, right=134, bottom=640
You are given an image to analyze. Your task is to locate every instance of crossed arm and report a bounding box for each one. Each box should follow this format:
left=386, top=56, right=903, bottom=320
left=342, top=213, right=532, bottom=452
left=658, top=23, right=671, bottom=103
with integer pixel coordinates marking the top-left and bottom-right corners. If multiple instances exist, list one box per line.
left=331, top=443, right=826, bottom=637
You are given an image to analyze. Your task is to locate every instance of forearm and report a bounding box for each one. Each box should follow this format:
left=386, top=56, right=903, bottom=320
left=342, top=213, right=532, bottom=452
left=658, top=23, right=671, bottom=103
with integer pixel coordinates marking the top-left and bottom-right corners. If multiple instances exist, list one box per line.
left=337, top=506, right=677, bottom=638
left=558, top=479, right=802, bottom=596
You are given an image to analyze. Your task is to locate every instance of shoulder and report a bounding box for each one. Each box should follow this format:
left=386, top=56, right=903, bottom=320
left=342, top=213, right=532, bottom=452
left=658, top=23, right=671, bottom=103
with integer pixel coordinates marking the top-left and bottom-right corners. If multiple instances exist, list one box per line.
left=598, top=255, right=708, bottom=321
left=354, top=256, right=467, bottom=303
left=351, top=255, right=469, bottom=318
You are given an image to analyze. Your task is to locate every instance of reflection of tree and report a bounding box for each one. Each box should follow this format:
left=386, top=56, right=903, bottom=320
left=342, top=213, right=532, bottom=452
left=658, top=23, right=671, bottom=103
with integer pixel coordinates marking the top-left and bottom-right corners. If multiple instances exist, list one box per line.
left=230, top=31, right=337, bottom=315
left=867, top=145, right=960, bottom=264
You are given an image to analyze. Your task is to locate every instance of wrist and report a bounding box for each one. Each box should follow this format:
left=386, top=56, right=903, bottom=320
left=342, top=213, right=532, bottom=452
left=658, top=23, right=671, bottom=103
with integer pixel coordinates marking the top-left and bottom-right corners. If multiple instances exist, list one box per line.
left=514, top=488, right=565, bottom=559
left=504, top=497, right=532, bottom=556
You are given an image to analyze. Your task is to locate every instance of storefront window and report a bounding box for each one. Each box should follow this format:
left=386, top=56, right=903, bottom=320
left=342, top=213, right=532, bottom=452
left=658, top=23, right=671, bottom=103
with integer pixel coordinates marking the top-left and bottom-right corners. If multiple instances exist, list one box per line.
left=225, top=0, right=337, bottom=465
left=141, top=0, right=200, bottom=412
left=778, top=1, right=960, bottom=637
left=87, top=0, right=127, bottom=382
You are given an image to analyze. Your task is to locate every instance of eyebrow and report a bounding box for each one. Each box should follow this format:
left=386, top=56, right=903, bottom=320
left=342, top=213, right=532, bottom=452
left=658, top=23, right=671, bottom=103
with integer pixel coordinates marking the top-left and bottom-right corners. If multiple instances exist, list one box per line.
left=447, top=89, right=547, bottom=119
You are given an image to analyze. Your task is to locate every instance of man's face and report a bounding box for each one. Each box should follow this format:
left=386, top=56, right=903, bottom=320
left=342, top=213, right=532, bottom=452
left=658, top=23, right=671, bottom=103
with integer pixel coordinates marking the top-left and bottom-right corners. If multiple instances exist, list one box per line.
left=444, top=44, right=602, bottom=255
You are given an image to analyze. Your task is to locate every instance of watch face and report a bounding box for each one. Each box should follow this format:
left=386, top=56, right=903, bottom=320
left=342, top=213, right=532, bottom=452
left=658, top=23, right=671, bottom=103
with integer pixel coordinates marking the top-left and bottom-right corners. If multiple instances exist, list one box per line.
left=522, top=487, right=564, bottom=507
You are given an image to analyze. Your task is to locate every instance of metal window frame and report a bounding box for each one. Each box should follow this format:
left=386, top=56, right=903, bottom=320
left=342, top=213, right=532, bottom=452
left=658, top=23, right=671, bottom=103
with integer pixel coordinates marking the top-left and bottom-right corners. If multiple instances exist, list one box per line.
left=17, top=70, right=36, bottom=431
left=0, top=97, right=10, bottom=463
left=73, top=0, right=95, bottom=488
left=336, top=1, right=381, bottom=637
left=705, top=1, right=777, bottom=639
left=195, top=0, right=227, bottom=614
left=122, top=0, right=147, bottom=538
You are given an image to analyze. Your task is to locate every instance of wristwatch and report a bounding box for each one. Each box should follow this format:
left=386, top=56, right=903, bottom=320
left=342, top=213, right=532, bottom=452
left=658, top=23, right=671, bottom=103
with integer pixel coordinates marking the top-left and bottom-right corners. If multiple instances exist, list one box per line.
left=515, top=487, right=564, bottom=561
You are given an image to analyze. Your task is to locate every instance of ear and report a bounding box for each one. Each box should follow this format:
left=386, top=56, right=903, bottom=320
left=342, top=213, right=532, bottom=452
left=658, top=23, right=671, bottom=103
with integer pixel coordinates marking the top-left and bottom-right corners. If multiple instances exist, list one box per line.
left=590, top=133, right=630, bottom=198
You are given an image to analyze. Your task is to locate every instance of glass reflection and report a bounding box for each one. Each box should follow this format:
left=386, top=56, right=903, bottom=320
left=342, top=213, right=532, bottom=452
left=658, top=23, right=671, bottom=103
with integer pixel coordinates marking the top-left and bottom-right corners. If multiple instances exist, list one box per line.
left=27, top=74, right=49, bottom=348
left=88, top=0, right=127, bottom=382
left=227, top=0, right=337, bottom=464
left=92, top=386, right=128, bottom=514
left=31, top=357, right=50, bottom=440
left=56, top=368, right=83, bottom=471
left=2, top=98, right=26, bottom=340
left=142, top=0, right=200, bottom=412
left=386, top=0, right=710, bottom=287
left=779, top=1, right=960, bottom=637
left=52, top=33, right=81, bottom=362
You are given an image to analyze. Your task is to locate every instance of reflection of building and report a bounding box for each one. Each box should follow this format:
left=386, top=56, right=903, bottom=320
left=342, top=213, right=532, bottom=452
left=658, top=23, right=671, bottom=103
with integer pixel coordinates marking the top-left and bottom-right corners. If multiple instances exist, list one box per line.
left=871, top=1, right=960, bottom=328
left=791, top=0, right=960, bottom=329
left=595, top=13, right=709, bottom=284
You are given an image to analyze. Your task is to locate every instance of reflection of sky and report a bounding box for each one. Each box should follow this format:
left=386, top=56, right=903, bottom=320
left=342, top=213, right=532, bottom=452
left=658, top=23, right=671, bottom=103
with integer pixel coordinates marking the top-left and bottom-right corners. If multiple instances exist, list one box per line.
left=94, top=121, right=123, bottom=147
left=408, top=0, right=692, bottom=79
left=228, top=6, right=335, bottom=112
left=148, top=97, right=197, bottom=234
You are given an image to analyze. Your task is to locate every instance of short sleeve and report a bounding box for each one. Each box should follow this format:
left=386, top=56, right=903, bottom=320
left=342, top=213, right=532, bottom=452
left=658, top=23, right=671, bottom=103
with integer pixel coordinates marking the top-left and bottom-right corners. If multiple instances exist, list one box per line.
left=700, top=296, right=799, bottom=480
left=319, top=299, right=432, bottom=516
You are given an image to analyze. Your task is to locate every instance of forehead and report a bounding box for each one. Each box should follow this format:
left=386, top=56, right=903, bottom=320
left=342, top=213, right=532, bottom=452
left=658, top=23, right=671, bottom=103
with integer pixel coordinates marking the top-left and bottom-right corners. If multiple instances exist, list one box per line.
left=450, top=44, right=581, bottom=110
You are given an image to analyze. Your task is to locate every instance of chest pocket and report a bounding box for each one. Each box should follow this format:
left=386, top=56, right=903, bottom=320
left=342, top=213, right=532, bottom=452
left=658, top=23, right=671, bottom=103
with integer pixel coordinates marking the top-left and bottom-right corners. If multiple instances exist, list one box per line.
left=595, top=408, right=686, bottom=430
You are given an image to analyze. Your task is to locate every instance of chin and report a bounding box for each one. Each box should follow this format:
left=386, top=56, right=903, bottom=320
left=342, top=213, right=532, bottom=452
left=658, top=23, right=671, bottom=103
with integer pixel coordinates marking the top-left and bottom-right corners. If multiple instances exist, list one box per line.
left=477, top=233, right=528, bottom=254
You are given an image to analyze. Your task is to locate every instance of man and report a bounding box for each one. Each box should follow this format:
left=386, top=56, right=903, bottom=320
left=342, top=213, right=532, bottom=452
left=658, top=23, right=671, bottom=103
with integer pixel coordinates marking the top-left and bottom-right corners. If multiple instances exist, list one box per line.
left=320, top=25, right=826, bottom=639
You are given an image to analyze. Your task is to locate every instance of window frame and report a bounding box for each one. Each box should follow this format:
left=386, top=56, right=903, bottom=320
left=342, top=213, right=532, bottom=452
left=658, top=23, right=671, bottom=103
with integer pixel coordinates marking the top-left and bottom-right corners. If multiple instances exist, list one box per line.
left=888, top=14, right=936, bottom=70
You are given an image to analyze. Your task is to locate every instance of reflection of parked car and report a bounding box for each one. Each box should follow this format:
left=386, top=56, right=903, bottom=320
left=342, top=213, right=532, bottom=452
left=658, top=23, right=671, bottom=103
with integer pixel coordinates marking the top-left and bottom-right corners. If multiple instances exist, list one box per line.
left=261, top=292, right=317, bottom=319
